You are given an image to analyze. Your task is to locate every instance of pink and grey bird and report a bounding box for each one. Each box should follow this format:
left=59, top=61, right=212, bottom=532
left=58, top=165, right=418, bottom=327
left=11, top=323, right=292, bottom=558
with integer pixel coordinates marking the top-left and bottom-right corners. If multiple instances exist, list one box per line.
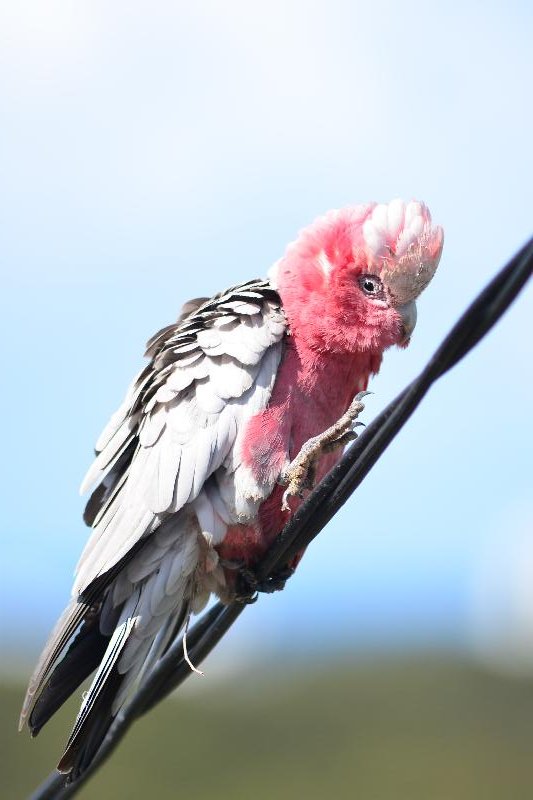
left=20, top=199, right=443, bottom=775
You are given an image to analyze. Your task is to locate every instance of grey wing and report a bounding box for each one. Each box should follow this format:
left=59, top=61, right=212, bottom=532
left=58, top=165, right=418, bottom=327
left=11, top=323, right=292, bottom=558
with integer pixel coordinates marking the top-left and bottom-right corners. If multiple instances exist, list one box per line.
left=75, top=279, right=287, bottom=595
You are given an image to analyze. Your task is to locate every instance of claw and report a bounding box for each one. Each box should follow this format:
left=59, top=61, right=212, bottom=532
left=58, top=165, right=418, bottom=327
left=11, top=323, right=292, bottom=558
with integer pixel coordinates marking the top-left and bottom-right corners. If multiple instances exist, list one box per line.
left=234, top=563, right=294, bottom=600
left=279, top=390, right=371, bottom=510
left=281, top=488, right=292, bottom=512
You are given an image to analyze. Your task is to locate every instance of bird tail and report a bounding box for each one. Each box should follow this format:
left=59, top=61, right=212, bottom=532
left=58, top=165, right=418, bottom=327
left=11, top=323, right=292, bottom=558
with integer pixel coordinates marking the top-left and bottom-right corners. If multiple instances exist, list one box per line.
left=20, top=577, right=199, bottom=778
left=20, top=590, right=190, bottom=778
left=55, top=599, right=188, bottom=777
left=19, top=599, right=109, bottom=736
left=56, top=615, right=136, bottom=775
left=20, top=512, right=215, bottom=778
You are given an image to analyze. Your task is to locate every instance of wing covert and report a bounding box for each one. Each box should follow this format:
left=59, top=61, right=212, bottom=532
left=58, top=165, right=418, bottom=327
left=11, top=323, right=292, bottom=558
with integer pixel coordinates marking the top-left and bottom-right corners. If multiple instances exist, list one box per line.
left=74, top=280, right=286, bottom=597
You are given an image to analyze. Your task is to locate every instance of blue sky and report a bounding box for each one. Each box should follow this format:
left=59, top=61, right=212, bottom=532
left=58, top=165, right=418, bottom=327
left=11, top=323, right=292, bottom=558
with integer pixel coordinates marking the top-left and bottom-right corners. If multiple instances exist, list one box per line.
left=1, top=1, right=532, bottom=672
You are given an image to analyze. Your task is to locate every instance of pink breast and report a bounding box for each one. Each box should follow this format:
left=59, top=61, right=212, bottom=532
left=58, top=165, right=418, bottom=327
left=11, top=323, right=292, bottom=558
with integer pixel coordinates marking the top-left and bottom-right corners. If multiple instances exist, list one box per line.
left=218, top=338, right=374, bottom=569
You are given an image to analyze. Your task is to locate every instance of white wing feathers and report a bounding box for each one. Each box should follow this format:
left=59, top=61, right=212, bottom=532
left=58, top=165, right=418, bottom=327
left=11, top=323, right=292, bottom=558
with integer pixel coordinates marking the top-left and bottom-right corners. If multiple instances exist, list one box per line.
left=75, top=280, right=286, bottom=598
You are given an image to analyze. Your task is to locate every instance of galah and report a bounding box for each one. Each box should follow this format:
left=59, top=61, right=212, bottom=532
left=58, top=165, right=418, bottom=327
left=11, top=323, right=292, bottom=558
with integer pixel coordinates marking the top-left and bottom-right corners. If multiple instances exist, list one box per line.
left=20, top=199, right=443, bottom=776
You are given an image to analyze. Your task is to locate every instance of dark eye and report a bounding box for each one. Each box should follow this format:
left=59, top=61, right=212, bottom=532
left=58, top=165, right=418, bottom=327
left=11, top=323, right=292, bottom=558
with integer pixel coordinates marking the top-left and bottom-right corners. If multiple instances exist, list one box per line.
left=358, top=275, right=383, bottom=297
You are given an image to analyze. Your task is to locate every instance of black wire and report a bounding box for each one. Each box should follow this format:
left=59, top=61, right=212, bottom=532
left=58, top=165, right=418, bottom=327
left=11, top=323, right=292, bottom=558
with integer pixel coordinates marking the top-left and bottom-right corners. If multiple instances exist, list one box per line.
left=28, top=237, right=533, bottom=800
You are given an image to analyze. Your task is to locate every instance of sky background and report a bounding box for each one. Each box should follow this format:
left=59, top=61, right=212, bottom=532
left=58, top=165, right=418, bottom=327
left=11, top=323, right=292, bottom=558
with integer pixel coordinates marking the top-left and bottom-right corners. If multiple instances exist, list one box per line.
left=0, top=0, right=532, bottom=677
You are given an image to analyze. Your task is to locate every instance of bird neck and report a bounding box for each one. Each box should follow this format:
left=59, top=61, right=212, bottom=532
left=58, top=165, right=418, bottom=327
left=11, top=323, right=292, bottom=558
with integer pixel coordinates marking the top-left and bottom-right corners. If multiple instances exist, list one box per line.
left=282, top=333, right=381, bottom=416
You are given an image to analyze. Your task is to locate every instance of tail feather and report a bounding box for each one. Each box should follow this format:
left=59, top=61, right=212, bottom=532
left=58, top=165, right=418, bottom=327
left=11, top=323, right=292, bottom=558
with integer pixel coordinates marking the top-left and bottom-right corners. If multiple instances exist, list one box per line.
left=57, top=667, right=122, bottom=778
left=19, top=558, right=128, bottom=734
left=57, top=617, right=135, bottom=775
left=21, top=515, right=206, bottom=778
left=55, top=589, right=193, bottom=775
left=19, top=545, right=141, bottom=735
left=28, top=615, right=111, bottom=737
left=19, top=600, right=92, bottom=732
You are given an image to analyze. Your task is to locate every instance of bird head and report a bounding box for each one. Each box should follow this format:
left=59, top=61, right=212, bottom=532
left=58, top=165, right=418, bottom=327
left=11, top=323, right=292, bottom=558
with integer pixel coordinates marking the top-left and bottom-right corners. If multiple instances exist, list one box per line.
left=271, top=199, right=443, bottom=355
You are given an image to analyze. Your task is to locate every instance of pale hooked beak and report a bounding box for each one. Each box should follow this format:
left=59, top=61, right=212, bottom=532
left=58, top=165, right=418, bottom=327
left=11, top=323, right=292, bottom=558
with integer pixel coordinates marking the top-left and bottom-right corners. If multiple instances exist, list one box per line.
left=398, top=300, right=417, bottom=344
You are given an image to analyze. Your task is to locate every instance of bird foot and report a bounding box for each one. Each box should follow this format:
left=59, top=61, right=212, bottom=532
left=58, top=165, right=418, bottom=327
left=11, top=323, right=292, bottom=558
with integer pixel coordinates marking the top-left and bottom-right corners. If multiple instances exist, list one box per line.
left=221, top=560, right=295, bottom=603
left=279, top=391, right=369, bottom=511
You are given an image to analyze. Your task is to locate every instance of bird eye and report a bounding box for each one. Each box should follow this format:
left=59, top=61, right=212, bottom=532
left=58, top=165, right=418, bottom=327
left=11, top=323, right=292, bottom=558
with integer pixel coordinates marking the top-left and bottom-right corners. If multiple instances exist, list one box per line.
left=358, top=275, right=383, bottom=297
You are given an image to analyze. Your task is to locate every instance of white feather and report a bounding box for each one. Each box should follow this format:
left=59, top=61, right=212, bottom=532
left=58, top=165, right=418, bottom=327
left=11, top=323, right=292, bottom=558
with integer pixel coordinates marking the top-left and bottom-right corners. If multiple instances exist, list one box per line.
left=138, top=407, right=167, bottom=447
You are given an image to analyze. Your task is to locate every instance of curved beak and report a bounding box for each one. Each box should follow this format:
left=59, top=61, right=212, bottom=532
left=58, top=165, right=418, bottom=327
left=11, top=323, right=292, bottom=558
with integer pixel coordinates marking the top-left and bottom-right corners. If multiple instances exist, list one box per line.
left=398, top=300, right=417, bottom=344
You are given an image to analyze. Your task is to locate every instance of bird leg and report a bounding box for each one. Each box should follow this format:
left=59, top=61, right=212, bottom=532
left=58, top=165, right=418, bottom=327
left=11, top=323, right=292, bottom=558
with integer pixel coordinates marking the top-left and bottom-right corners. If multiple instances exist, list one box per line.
left=238, top=564, right=295, bottom=600
left=220, top=559, right=295, bottom=602
left=279, top=391, right=369, bottom=511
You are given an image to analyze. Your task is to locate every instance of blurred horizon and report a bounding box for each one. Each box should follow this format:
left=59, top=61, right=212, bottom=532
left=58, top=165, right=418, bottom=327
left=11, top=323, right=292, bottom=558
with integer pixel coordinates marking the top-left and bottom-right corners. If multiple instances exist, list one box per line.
left=6, top=656, right=533, bottom=799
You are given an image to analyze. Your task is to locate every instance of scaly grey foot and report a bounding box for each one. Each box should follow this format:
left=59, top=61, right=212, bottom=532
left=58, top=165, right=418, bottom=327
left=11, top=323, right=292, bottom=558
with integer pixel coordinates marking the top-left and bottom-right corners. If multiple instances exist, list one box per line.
left=279, top=391, right=370, bottom=511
